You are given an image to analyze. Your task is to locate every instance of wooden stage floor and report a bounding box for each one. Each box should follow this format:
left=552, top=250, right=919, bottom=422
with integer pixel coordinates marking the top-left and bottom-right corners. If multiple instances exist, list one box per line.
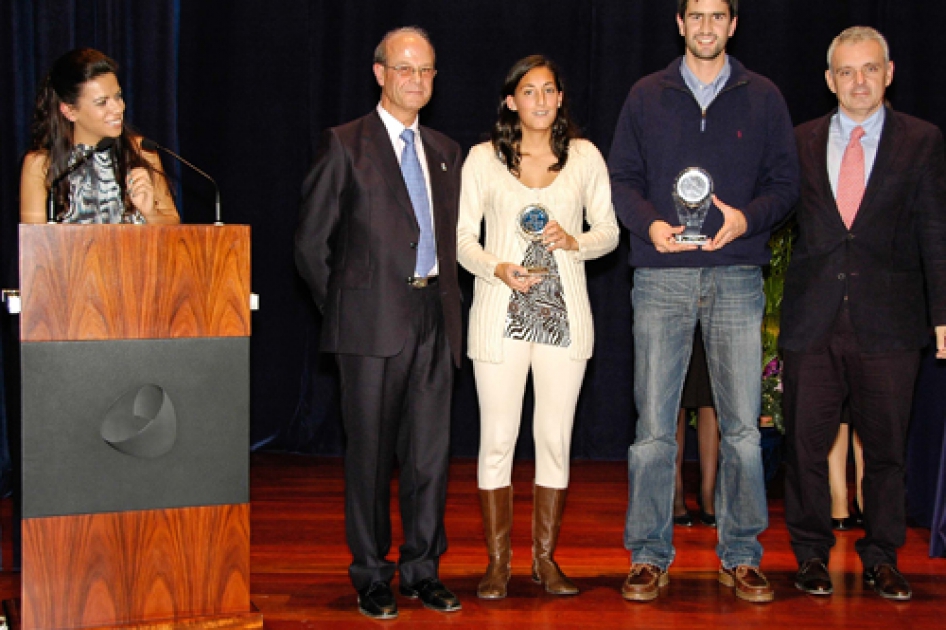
left=2, top=452, right=944, bottom=628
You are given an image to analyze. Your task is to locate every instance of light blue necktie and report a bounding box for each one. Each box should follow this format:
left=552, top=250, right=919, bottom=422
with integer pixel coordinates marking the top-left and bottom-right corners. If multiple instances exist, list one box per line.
left=400, top=129, right=435, bottom=277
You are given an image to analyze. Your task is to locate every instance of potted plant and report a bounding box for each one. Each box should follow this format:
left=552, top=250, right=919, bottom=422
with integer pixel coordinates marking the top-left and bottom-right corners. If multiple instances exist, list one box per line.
left=760, top=221, right=794, bottom=433
left=759, top=220, right=795, bottom=484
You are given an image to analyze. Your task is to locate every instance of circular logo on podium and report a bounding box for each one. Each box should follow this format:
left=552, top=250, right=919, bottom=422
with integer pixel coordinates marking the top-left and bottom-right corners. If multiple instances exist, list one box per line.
left=101, top=384, right=178, bottom=459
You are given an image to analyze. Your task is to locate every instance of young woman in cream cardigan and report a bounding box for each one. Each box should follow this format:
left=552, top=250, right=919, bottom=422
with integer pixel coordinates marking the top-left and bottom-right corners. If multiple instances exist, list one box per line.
left=458, top=55, right=618, bottom=600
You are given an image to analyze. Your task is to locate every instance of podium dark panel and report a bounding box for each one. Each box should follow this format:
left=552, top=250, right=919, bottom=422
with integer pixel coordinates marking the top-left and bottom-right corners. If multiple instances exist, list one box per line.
left=21, top=337, right=248, bottom=518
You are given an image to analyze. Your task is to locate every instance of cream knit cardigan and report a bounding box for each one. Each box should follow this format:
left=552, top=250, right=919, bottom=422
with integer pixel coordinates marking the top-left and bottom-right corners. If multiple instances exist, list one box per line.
left=458, top=139, right=619, bottom=363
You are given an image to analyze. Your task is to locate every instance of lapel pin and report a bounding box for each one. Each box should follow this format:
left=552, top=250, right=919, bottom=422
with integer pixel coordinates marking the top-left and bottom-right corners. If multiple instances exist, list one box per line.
left=441, top=162, right=447, bottom=171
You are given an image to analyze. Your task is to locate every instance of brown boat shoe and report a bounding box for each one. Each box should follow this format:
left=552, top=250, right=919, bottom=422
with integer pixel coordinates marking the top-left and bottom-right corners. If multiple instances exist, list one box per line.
left=718, top=565, right=774, bottom=603
left=621, top=563, right=669, bottom=602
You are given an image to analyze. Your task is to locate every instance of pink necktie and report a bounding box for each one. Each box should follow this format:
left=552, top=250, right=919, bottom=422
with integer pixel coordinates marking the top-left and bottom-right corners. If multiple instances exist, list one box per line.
left=837, top=126, right=866, bottom=229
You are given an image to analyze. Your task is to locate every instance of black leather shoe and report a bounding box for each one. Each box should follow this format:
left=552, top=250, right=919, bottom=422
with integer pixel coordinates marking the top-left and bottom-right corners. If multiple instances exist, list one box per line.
left=699, top=510, right=716, bottom=527
left=400, top=577, right=462, bottom=612
left=696, top=496, right=716, bottom=527
left=852, top=499, right=864, bottom=527
left=832, top=516, right=856, bottom=531
left=794, top=558, right=833, bottom=595
left=864, top=564, right=912, bottom=601
left=673, top=512, right=694, bottom=526
left=357, top=582, right=398, bottom=619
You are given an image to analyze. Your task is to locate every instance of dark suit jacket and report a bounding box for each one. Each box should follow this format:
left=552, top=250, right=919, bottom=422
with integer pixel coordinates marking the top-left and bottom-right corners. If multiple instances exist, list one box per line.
left=295, top=110, right=463, bottom=367
left=780, top=107, right=946, bottom=352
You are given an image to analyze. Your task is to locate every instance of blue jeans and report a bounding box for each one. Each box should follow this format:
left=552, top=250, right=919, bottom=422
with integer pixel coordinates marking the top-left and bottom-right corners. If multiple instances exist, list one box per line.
left=625, top=266, right=767, bottom=570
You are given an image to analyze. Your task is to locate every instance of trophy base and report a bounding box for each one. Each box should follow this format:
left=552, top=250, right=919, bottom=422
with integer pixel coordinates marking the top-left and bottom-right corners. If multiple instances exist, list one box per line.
left=674, top=234, right=709, bottom=246
left=524, top=266, right=549, bottom=277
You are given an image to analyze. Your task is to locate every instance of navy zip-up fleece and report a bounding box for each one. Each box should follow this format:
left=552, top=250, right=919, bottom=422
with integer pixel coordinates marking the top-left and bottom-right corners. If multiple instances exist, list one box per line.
left=609, top=56, right=799, bottom=269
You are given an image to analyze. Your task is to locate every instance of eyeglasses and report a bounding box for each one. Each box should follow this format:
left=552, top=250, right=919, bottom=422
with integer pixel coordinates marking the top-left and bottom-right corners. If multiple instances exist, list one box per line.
left=385, top=64, right=437, bottom=80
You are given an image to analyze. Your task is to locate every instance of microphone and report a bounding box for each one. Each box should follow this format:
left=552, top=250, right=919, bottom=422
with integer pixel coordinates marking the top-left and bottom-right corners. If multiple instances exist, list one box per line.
left=46, top=137, right=115, bottom=223
left=141, top=138, right=223, bottom=225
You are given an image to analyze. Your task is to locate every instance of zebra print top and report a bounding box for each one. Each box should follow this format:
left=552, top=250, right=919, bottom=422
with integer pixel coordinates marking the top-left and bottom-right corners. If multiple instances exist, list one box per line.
left=504, top=240, right=570, bottom=347
left=60, top=144, right=145, bottom=224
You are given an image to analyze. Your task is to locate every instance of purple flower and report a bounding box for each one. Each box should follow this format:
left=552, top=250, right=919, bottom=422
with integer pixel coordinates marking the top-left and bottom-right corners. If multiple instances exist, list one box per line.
left=762, top=357, right=781, bottom=378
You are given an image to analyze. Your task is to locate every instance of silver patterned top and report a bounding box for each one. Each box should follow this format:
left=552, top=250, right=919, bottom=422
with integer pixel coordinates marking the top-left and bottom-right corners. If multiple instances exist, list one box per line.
left=60, top=144, right=145, bottom=224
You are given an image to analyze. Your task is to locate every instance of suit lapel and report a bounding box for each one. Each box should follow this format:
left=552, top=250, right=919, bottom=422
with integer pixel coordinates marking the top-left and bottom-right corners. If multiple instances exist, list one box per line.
left=854, top=107, right=903, bottom=227
left=363, top=111, right=417, bottom=223
left=419, top=128, right=452, bottom=233
left=807, top=115, right=838, bottom=217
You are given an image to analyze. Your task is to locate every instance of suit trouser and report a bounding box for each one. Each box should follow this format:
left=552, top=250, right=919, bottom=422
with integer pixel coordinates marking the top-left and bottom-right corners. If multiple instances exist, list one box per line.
left=336, top=283, right=453, bottom=591
left=473, top=337, right=587, bottom=490
left=783, top=304, right=920, bottom=569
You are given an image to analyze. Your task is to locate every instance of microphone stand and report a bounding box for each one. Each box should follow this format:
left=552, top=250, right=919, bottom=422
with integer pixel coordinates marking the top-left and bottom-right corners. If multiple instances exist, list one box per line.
left=141, top=139, right=223, bottom=225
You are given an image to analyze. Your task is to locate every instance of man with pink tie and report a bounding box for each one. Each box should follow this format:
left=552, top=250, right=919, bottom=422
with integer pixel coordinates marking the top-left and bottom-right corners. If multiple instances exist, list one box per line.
left=782, top=26, right=946, bottom=601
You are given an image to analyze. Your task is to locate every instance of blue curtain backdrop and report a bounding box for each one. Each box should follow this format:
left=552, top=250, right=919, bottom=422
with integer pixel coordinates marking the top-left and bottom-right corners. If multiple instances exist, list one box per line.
left=2, top=0, right=945, bottom=553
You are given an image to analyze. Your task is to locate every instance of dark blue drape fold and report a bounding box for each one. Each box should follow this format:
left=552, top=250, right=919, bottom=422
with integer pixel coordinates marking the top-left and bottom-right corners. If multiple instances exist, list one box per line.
left=932, top=431, right=946, bottom=556
left=907, top=350, right=946, bottom=556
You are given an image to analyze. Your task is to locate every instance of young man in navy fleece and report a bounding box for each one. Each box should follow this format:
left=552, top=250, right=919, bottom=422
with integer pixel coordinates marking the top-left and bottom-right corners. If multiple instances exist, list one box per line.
left=609, top=0, right=799, bottom=604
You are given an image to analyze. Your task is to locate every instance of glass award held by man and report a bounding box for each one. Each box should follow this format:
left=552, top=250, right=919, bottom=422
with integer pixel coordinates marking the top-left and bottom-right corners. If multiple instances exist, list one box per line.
left=672, top=167, right=713, bottom=246
left=516, top=203, right=551, bottom=276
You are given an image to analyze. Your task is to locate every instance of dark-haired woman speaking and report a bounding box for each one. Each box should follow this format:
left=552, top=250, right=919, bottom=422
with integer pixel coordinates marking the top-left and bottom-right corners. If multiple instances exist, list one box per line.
left=458, top=55, right=618, bottom=599
left=20, top=48, right=178, bottom=224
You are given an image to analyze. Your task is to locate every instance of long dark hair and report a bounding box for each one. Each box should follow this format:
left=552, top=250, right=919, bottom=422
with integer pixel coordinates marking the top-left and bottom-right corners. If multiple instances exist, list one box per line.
left=491, top=55, right=578, bottom=177
left=29, top=48, right=159, bottom=218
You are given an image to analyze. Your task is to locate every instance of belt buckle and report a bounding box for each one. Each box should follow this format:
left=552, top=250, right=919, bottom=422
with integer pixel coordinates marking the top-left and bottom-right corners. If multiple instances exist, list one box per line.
left=408, top=276, right=429, bottom=288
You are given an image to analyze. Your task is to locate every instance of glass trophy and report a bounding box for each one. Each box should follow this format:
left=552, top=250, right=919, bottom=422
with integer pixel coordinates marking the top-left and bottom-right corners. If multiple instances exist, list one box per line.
left=516, top=203, right=551, bottom=276
left=672, top=167, right=713, bottom=246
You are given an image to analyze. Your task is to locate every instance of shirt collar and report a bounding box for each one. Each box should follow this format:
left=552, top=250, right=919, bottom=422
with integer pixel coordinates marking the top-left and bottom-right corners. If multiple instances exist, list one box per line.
left=376, top=103, right=419, bottom=146
left=837, top=106, right=885, bottom=143
left=679, top=55, right=732, bottom=96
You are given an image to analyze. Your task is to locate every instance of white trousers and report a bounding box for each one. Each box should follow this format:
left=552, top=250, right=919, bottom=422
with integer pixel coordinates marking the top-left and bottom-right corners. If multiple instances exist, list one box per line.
left=473, top=337, right=587, bottom=490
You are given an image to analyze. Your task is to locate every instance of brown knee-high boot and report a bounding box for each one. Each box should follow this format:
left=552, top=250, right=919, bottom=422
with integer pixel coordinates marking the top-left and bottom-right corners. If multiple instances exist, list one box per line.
left=531, top=485, right=579, bottom=595
left=478, top=486, right=513, bottom=599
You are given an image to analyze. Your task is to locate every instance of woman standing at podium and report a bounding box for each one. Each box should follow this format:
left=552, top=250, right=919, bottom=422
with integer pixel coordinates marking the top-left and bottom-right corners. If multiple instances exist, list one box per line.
left=19, top=48, right=179, bottom=224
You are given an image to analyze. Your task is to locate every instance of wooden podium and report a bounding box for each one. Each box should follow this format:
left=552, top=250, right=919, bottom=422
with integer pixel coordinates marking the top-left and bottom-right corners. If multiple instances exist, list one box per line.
left=12, top=224, right=261, bottom=629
